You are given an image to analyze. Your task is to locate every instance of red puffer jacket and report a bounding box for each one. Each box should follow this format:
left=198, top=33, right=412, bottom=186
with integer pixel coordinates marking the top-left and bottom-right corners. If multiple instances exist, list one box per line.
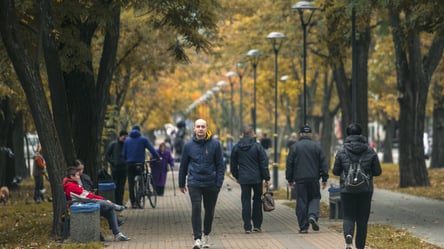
left=62, top=177, right=104, bottom=201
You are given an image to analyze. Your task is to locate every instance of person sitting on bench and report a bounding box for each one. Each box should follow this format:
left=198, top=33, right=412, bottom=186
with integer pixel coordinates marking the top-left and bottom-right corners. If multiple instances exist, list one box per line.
left=63, top=167, right=130, bottom=241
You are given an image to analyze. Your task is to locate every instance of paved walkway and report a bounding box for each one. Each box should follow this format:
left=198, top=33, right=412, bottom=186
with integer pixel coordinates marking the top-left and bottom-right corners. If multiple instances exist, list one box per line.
left=104, top=171, right=346, bottom=249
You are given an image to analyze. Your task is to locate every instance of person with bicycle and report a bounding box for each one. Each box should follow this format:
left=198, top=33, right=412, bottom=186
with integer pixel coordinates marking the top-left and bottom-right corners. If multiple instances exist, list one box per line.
left=178, top=119, right=225, bottom=249
left=123, top=125, right=160, bottom=209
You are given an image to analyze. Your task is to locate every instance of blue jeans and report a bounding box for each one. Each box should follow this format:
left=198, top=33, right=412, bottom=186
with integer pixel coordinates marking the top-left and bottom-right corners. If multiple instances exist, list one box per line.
left=240, top=183, right=263, bottom=231
left=96, top=200, right=120, bottom=235
left=188, top=186, right=220, bottom=240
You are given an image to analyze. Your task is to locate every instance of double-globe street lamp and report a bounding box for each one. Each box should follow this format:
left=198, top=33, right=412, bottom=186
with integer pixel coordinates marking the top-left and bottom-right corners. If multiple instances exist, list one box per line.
left=292, top=1, right=316, bottom=125
left=246, top=49, right=261, bottom=134
left=267, top=31, right=286, bottom=190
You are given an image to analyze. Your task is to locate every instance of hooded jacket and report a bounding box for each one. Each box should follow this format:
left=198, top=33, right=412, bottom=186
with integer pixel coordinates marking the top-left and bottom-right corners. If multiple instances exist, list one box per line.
left=332, top=134, right=382, bottom=193
left=122, top=128, right=160, bottom=163
left=63, top=177, right=103, bottom=201
left=178, top=131, right=225, bottom=188
left=230, top=136, right=270, bottom=184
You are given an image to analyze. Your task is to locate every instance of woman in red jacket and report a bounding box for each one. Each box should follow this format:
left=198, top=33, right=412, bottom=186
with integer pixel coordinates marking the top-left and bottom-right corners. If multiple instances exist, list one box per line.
left=63, top=167, right=130, bottom=241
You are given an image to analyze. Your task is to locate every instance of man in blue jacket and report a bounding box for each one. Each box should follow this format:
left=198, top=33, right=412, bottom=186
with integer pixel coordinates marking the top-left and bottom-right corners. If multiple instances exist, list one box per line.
left=123, top=125, right=160, bottom=208
left=178, top=119, right=225, bottom=249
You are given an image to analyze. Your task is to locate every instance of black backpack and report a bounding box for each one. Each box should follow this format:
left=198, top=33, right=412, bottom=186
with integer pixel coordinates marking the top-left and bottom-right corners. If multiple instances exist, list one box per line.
left=343, top=150, right=370, bottom=192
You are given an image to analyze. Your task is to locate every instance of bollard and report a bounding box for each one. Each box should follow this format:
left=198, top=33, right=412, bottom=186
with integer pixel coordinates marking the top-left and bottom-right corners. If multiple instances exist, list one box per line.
left=70, top=203, right=100, bottom=242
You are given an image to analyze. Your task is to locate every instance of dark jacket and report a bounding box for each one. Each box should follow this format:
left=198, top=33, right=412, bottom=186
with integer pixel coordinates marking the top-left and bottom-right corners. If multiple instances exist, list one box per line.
left=332, top=135, right=382, bottom=193
left=230, top=136, right=270, bottom=184
left=285, top=136, right=329, bottom=183
left=105, top=140, right=126, bottom=170
left=123, top=129, right=160, bottom=163
left=178, top=131, right=225, bottom=188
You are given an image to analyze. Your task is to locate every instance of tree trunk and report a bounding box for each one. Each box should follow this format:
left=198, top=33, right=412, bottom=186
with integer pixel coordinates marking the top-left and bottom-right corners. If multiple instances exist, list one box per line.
left=389, top=8, right=443, bottom=187
left=355, top=26, right=371, bottom=136
left=0, top=0, right=67, bottom=238
left=382, top=119, right=395, bottom=163
left=430, top=81, right=444, bottom=168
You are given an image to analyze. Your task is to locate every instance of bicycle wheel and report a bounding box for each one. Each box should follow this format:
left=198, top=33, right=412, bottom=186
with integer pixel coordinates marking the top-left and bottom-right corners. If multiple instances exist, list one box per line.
left=134, top=175, right=145, bottom=209
left=146, top=174, right=157, bottom=208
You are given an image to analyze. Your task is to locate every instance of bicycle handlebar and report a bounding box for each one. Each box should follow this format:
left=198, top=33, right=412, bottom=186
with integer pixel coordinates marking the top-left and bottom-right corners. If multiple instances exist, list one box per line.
left=145, top=159, right=160, bottom=164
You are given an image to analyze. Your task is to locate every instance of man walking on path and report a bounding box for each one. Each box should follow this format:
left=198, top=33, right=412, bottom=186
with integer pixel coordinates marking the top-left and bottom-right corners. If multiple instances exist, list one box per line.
left=123, top=125, right=160, bottom=208
left=286, top=125, right=329, bottom=234
left=105, top=130, right=128, bottom=205
left=178, top=119, right=225, bottom=249
left=230, top=125, right=270, bottom=233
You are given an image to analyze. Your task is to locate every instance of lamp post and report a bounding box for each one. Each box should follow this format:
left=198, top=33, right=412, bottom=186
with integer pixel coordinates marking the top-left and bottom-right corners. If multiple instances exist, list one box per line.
left=293, top=1, right=316, bottom=125
left=226, top=71, right=237, bottom=149
left=217, top=81, right=228, bottom=146
left=267, top=31, right=286, bottom=190
left=246, top=49, right=261, bottom=134
left=236, top=62, right=247, bottom=133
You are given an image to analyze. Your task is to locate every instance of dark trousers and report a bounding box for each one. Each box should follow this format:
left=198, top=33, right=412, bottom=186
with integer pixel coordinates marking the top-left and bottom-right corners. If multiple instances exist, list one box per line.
left=33, top=175, right=44, bottom=201
left=188, top=186, right=220, bottom=240
left=240, top=183, right=263, bottom=231
left=341, top=192, right=373, bottom=249
left=127, top=164, right=142, bottom=204
left=111, top=167, right=127, bottom=205
left=96, top=200, right=120, bottom=235
left=294, top=181, right=321, bottom=231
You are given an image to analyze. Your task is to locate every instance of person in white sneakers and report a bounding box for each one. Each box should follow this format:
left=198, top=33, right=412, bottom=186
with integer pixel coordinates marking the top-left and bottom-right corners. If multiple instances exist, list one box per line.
left=178, top=119, right=225, bottom=249
left=63, top=167, right=130, bottom=241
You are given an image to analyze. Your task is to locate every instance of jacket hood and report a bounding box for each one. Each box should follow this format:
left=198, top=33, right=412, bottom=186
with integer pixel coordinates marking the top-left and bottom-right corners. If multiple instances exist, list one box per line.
left=62, top=177, right=76, bottom=186
left=237, top=136, right=256, bottom=151
left=129, top=129, right=142, bottom=138
left=344, top=135, right=369, bottom=154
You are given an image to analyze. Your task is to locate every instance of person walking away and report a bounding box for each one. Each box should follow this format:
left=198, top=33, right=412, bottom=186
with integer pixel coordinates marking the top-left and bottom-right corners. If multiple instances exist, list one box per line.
left=151, top=142, right=175, bottom=196
left=286, top=132, right=298, bottom=151
left=63, top=167, right=129, bottom=241
left=178, top=119, right=225, bottom=249
left=332, top=123, right=382, bottom=249
left=285, top=125, right=329, bottom=233
left=33, top=144, right=46, bottom=203
left=230, top=125, right=270, bottom=233
left=105, top=130, right=128, bottom=205
left=123, top=125, right=160, bottom=208
left=259, top=133, right=271, bottom=158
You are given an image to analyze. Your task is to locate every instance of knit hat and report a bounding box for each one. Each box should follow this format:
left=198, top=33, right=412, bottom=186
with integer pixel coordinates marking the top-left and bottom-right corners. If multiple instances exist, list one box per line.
left=132, top=125, right=141, bottom=131
left=119, top=130, right=128, bottom=136
left=300, top=125, right=312, bottom=133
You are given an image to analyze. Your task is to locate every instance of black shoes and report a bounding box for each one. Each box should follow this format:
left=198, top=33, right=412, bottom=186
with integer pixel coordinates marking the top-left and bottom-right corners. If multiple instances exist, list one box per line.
left=299, top=229, right=308, bottom=234
left=309, top=216, right=319, bottom=231
left=253, top=227, right=262, bottom=232
left=345, top=234, right=353, bottom=249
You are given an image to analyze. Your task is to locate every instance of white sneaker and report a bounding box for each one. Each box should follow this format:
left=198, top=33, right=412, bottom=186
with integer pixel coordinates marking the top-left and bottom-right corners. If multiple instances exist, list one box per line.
left=193, top=239, right=202, bottom=249
left=114, top=232, right=130, bottom=241
left=345, top=234, right=353, bottom=249
left=202, top=235, right=210, bottom=248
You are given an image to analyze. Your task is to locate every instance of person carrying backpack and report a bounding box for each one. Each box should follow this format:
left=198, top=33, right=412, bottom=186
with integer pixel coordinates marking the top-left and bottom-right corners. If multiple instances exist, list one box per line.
left=332, top=123, right=382, bottom=249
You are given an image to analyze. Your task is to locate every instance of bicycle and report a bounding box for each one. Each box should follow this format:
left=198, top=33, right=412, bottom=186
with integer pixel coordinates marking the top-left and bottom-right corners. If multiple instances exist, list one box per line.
left=134, top=159, right=158, bottom=208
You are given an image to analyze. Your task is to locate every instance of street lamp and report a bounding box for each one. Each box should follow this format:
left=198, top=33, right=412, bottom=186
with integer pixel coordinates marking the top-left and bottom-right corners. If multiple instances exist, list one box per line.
left=267, top=31, right=286, bottom=190
left=293, top=1, right=316, bottom=125
left=246, top=49, right=261, bottom=134
left=226, top=71, right=237, bottom=149
left=236, top=62, right=247, bottom=134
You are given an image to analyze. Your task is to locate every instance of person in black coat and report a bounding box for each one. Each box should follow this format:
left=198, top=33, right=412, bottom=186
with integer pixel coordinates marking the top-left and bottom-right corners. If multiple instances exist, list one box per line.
left=105, top=130, right=128, bottom=205
left=332, top=123, right=382, bottom=249
left=285, top=125, right=329, bottom=233
left=230, top=125, right=270, bottom=233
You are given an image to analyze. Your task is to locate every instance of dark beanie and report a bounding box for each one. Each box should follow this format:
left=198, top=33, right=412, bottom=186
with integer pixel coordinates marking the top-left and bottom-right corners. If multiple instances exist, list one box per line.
left=132, top=125, right=141, bottom=131
left=300, top=124, right=312, bottom=133
left=346, top=123, right=362, bottom=136
left=119, top=130, right=128, bottom=136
